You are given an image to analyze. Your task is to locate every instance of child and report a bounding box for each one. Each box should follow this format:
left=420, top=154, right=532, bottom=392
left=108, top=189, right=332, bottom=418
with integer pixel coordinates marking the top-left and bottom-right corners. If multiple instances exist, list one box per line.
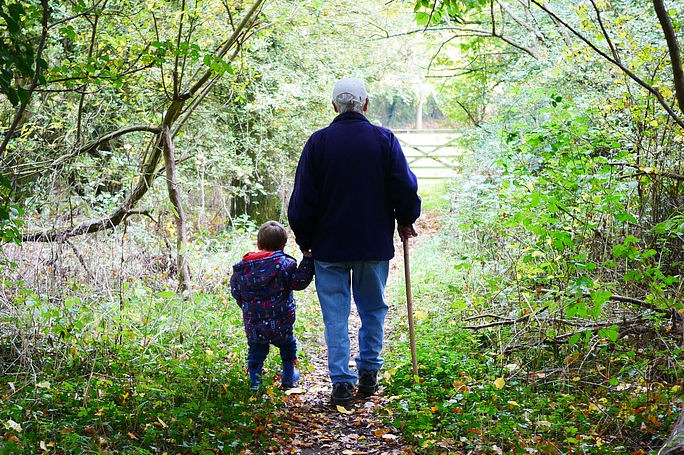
left=230, top=221, right=314, bottom=390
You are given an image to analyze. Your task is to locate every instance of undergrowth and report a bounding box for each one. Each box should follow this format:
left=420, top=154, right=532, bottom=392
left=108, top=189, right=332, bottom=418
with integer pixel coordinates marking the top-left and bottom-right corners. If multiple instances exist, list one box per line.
left=383, top=180, right=683, bottom=454
left=0, top=228, right=320, bottom=454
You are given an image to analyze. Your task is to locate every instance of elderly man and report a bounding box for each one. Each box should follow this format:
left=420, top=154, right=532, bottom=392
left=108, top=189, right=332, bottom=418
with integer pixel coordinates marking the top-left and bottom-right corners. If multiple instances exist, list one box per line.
left=288, top=77, right=421, bottom=406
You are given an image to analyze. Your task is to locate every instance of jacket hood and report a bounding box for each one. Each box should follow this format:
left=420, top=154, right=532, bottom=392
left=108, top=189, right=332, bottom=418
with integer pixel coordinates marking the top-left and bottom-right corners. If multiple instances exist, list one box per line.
left=232, top=250, right=287, bottom=291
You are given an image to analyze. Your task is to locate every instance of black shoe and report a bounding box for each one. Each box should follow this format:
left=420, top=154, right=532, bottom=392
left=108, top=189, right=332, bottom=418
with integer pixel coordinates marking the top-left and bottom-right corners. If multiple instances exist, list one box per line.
left=357, top=370, right=379, bottom=396
left=331, top=382, right=354, bottom=406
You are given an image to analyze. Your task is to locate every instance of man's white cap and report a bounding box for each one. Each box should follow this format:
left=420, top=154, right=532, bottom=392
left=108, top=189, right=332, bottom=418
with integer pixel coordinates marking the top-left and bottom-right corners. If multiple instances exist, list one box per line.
left=332, top=77, right=368, bottom=103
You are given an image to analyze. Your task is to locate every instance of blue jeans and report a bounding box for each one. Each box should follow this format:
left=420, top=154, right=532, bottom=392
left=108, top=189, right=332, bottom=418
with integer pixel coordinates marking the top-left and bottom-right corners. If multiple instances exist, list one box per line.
left=314, top=260, right=389, bottom=385
left=247, top=334, right=297, bottom=370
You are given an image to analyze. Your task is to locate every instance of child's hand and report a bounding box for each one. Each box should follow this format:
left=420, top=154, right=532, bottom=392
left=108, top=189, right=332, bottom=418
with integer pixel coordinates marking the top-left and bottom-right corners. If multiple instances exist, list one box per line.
left=302, top=249, right=313, bottom=258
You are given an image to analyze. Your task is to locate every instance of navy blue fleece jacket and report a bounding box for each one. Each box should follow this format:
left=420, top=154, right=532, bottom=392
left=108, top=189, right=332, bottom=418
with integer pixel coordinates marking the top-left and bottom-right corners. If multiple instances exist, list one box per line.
left=287, top=112, right=421, bottom=262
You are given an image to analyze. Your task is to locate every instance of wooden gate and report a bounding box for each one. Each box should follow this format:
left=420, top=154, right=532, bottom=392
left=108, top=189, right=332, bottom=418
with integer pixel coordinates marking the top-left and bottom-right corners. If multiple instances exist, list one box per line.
left=394, top=129, right=463, bottom=180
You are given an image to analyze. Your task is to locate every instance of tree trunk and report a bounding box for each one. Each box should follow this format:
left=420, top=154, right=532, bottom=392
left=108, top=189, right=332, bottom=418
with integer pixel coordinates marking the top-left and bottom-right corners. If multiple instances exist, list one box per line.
left=416, top=96, right=424, bottom=130
left=660, top=406, right=684, bottom=455
left=162, top=126, right=191, bottom=293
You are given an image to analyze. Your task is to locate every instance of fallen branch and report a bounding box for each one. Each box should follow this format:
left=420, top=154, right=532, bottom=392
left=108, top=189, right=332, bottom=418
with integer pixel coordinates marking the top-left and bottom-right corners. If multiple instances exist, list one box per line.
left=539, top=288, right=668, bottom=313
left=463, top=313, right=512, bottom=322
left=503, top=319, right=650, bottom=353
left=464, top=306, right=548, bottom=329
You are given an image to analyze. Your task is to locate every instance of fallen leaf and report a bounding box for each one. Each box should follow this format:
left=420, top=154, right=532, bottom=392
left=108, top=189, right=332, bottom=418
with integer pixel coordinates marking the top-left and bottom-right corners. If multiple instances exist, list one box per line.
left=373, top=428, right=391, bottom=437
left=7, top=420, right=22, bottom=432
left=285, top=387, right=305, bottom=395
left=493, top=377, right=505, bottom=389
left=336, top=405, right=353, bottom=414
left=36, top=381, right=50, bottom=389
left=127, top=432, right=138, bottom=440
left=452, top=381, right=469, bottom=392
left=382, top=433, right=398, bottom=440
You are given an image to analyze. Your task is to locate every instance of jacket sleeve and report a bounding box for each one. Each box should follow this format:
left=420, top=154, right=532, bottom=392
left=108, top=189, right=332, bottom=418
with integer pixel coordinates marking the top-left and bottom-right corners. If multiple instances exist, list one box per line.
left=284, top=257, right=314, bottom=291
left=229, top=271, right=243, bottom=309
left=287, top=137, right=318, bottom=251
left=388, top=133, right=421, bottom=225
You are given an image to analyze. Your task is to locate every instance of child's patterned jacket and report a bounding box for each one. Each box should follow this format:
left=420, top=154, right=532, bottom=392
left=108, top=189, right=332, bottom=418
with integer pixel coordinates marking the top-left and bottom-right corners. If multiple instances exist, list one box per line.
left=230, top=250, right=314, bottom=343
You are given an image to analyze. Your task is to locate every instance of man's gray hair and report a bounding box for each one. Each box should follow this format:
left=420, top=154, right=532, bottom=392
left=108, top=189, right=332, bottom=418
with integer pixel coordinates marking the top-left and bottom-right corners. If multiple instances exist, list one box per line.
left=333, top=93, right=366, bottom=114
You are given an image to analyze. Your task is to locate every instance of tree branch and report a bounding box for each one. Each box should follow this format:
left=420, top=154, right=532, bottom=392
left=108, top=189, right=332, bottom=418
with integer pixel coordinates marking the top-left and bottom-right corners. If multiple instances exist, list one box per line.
left=21, top=1, right=266, bottom=243
left=56, top=125, right=161, bottom=165
left=531, top=0, right=684, bottom=130
left=607, top=162, right=684, bottom=181
left=0, top=0, right=50, bottom=157
left=588, top=0, right=621, bottom=64
left=162, top=126, right=191, bottom=292
left=653, top=0, right=684, bottom=115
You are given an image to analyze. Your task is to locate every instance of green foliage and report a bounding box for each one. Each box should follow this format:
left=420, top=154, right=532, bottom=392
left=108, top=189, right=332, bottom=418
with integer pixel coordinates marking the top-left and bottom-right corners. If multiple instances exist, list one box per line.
left=0, top=0, right=46, bottom=106
left=0, top=285, right=283, bottom=453
left=0, top=173, right=23, bottom=245
left=384, top=218, right=682, bottom=453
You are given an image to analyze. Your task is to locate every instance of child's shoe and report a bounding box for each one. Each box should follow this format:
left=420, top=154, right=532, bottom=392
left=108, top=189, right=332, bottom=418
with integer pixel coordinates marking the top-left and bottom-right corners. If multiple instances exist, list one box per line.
left=249, top=365, right=264, bottom=390
left=281, top=361, right=300, bottom=389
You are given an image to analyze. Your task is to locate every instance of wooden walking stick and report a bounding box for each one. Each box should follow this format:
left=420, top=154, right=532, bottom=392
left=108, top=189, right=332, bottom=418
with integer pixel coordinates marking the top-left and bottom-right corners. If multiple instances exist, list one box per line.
left=403, top=237, right=419, bottom=379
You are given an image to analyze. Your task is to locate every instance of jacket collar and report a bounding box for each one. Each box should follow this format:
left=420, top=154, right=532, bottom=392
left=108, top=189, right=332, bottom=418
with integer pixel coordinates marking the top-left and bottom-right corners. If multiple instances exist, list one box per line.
left=331, top=112, right=369, bottom=125
left=241, top=250, right=284, bottom=262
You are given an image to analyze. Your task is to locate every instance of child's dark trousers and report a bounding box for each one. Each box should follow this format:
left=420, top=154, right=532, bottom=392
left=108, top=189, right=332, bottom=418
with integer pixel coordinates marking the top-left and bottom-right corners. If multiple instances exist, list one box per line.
left=247, top=334, right=297, bottom=370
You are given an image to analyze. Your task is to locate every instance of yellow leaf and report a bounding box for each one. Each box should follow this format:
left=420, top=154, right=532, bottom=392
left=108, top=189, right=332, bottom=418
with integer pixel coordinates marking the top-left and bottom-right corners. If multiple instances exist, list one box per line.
left=7, top=419, right=22, bottom=432
left=493, top=377, right=505, bottom=389
left=36, top=381, right=51, bottom=389
left=414, top=310, right=428, bottom=321
left=336, top=405, right=353, bottom=414
left=507, top=400, right=520, bottom=407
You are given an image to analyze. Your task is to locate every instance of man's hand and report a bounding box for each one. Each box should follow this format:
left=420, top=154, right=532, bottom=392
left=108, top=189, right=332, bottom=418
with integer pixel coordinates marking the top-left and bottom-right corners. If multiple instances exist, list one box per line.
left=397, top=224, right=417, bottom=241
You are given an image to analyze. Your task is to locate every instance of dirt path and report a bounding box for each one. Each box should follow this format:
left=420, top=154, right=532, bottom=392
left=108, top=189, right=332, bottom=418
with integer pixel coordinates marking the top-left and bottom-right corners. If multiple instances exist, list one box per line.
left=253, top=215, right=441, bottom=455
